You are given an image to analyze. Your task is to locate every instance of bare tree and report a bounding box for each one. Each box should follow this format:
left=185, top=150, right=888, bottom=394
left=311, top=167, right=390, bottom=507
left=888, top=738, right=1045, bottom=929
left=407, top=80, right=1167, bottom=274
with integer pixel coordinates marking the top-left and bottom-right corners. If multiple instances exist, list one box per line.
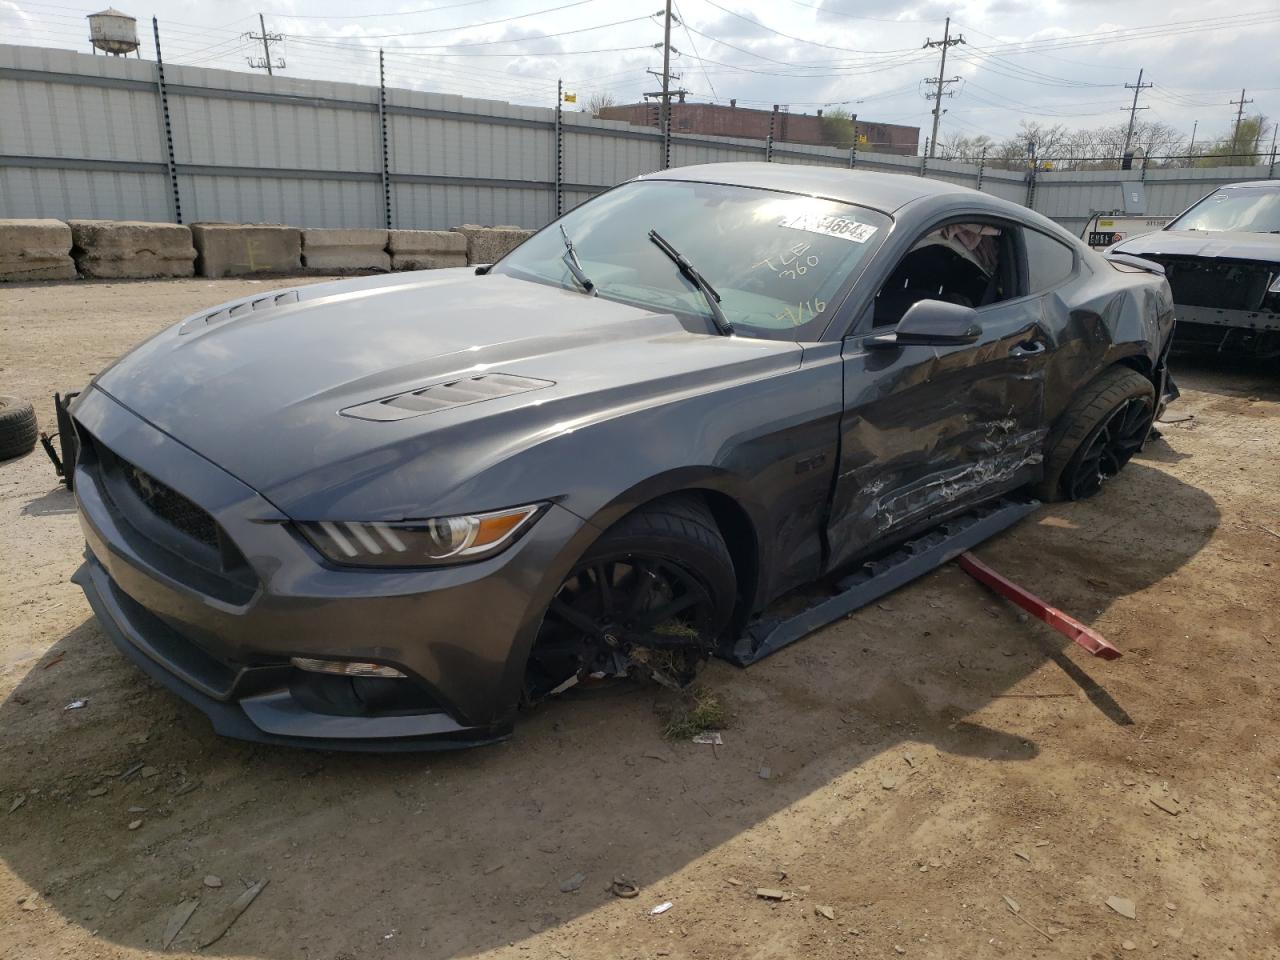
left=587, top=91, right=617, bottom=117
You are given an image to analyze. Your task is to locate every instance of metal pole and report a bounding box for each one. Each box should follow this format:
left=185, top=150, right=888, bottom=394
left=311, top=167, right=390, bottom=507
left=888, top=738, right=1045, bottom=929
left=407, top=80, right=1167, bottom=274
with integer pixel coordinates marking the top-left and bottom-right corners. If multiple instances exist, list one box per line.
left=920, top=137, right=929, bottom=176
left=660, top=0, right=672, bottom=169
left=555, top=79, right=564, bottom=216
left=378, top=49, right=391, bottom=230
left=766, top=105, right=776, bottom=162
left=976, top=146, right=986, bottom=191
left=1230, top=88, right=1252, bottom=145
left=152, top=17, right=182, bottom=224
left=259, top=13, right=273, bottom=77
left=848, top=112, right=857, bottom=168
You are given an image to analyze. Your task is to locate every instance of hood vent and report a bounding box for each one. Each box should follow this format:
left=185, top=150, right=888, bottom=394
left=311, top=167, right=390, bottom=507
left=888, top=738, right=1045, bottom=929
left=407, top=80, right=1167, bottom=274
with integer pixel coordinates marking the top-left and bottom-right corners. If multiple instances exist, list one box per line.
left=341, top=373, right=554, bottom=422
left=178, top=289, right=300, bottom=335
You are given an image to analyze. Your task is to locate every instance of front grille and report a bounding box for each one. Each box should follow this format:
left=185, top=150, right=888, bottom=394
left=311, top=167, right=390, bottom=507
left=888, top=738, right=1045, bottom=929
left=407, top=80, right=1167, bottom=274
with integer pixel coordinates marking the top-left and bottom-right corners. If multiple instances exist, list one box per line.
left=120, top=461, right=219, bottom=549
left=81, top=432, right=257, bottom=605
left=1149, top=256, right=1275, bottom=311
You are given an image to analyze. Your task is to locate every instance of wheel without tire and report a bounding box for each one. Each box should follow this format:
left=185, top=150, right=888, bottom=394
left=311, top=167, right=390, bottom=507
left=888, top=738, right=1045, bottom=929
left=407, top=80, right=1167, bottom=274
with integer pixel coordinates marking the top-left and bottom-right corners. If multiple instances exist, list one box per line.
left=1036, top=367, right=1155, bottom=502
left=526, top=495, right=737, bottom=700
left=0, top=396, right=39, bottom=462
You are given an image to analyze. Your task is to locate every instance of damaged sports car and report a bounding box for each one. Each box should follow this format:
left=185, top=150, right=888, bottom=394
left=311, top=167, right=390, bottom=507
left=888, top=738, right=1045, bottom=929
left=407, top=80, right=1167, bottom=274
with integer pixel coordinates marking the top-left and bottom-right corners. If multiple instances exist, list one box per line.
left=1110, top=179, right=1280, bottom=357
left=69, top=163, right=1176, bottom=750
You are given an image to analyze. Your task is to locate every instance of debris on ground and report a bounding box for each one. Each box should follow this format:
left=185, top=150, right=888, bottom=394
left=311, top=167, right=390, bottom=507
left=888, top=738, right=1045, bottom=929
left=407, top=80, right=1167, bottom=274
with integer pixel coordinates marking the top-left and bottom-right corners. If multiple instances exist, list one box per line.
left=1150, top=795, right=1182, bottom=815
left=559, top=872, right=586, bottom=893
left=140, top=765, right=159, bottom=779
left=161, top=899, right=199, bottom=949
left=1123, top=940, right=1137, bottom=951
left=19, top=894, right=38, bottom=912
left=609, top=877, right=639, bottom=899
left=197, top=879, right=268, bottom=948
left=690, top=732, right=723, bottom=746
left=725, top=877, right=743, bottom=886
left=103, top=888, right=124, bottom=902
left=755, top=888, right=792, bottom=901
left=86, top=786, right=107, bottom=797
left=8, top=795, right=26, bottom=814
left=1106, top=896, right=1137, bottom=919
left=662, top=686, right=728, bottom=741
left=881, top=776, right=898, bottom=790
left=757, top=765, right=772, bottom=780
left=63, top=699, right=88, bottom=711
left=649, top=902, right=673, bottom=915
left=203, top=876, right=223, bottom=889
left=127, top=819, right=142, bottom=831
left=815, top=904, right=835, bottom=920
left=1013, top=849, right=1031, bottom=862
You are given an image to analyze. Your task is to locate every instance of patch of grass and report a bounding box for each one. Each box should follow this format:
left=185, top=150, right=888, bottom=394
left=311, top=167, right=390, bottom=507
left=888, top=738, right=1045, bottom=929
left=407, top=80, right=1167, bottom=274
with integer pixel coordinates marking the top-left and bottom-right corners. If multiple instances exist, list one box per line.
left=661, top=685, right=730, bottom=741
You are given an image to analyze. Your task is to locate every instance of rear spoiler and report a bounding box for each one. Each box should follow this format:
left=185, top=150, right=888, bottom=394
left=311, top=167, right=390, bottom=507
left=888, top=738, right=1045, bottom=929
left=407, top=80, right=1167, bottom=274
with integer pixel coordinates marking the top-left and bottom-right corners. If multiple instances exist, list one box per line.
left=1105, top=252, right=1166, bottom=276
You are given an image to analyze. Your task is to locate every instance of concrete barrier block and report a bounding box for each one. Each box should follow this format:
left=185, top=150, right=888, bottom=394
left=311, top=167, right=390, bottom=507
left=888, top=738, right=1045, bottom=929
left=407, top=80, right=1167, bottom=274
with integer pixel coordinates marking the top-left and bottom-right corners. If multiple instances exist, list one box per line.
left=452, top=224, right=534, bottom=265
left=190, top=223, right=301, bottom=277
left=302, top=228, right=390, bottom=272
left=69, top=219, right=196, bottom=279
left=0, top=219, right=76, bottom=281
left=388, top=229, right=468, bottom=270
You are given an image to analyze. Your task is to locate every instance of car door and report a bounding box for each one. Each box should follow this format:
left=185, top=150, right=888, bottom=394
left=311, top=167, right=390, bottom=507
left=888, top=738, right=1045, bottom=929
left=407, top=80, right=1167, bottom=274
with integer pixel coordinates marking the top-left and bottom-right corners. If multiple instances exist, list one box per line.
left=825, top=217, right=1052, bottom=571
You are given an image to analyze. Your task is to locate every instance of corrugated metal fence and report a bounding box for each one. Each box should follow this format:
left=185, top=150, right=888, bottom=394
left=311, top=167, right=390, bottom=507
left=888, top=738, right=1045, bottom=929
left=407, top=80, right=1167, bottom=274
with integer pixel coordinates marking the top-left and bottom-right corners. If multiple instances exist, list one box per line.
left=2, top=43, right=1275, bottom=235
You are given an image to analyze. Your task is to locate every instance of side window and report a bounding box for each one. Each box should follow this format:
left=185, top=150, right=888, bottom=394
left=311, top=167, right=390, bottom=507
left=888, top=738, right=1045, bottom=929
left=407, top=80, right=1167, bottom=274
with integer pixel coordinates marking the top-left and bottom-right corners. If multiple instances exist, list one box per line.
left=873, top=221, right=1014, bottom=327
left=1023, top=229, right=1077, bottom=292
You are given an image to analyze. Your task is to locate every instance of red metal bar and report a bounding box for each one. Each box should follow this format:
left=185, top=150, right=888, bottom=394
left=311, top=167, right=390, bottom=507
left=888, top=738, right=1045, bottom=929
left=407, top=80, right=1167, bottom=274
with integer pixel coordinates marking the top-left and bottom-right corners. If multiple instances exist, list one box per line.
left=957, top=552, right=1123, bottom=660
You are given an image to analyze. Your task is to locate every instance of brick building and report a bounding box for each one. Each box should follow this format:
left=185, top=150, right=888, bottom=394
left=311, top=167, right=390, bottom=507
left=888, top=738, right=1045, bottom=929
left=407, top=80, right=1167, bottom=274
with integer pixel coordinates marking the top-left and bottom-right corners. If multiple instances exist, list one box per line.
left=597, top=100, right=920, bottom=156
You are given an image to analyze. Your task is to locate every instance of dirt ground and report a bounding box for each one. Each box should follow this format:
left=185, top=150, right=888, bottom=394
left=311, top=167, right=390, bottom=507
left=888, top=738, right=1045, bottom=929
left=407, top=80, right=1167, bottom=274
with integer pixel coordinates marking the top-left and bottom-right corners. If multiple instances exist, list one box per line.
left=0, top=277, right=1277, bottom=960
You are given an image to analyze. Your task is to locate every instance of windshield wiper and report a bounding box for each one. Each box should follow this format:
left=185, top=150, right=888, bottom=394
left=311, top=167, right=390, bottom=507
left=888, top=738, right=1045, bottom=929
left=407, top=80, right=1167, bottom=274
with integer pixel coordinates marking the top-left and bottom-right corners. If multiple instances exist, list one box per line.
left=559, top=225, right=595, bottom=294
left=647, top=230, right=733, bottom=336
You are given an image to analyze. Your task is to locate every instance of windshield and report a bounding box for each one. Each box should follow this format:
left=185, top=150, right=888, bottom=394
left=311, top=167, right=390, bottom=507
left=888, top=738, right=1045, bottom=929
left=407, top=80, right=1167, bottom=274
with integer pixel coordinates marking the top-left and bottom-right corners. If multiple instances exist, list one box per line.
left=492, top=179, right=891, bottom=340
left=1168, top=185, right=1280, bottom=234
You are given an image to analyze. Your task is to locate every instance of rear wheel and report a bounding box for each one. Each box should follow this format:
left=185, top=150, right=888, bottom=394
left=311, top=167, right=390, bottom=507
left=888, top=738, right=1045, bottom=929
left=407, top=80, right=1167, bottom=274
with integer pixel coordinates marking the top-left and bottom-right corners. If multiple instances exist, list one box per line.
left=525, top=495, right=736, bottom=700
left=1036, top=367, right=1155, bottom=502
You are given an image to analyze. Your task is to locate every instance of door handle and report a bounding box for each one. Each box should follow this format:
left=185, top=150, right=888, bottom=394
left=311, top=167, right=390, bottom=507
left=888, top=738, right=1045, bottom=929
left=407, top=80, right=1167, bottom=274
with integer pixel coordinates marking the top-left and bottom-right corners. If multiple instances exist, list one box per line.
left=1012, top=340, right=1046, bottom=356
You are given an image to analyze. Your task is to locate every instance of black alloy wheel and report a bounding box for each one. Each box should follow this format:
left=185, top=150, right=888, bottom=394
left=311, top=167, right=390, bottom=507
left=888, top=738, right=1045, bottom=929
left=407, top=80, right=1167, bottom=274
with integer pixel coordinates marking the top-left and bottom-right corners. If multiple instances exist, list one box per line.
left=1062, top=395, right=1153, bottom=500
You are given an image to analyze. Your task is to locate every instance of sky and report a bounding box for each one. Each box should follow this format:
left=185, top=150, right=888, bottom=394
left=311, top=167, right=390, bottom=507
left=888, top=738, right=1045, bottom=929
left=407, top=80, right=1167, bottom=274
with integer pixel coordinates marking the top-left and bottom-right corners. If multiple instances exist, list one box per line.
left=3, top=0, right=1278, bottom=152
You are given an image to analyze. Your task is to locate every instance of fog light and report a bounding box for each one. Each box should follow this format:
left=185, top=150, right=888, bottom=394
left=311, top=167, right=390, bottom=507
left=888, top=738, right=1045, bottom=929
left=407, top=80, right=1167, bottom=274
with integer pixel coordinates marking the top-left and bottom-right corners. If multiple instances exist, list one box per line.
left=290, top=657, right=406, bottom=679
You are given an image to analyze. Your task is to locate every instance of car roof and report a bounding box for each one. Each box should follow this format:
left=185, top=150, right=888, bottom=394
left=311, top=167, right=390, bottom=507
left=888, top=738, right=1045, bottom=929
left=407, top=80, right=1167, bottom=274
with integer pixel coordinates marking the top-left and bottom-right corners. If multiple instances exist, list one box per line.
left=643, top=162, right=979, bottom=213
left=1217, top=180, right=1280, bottom=190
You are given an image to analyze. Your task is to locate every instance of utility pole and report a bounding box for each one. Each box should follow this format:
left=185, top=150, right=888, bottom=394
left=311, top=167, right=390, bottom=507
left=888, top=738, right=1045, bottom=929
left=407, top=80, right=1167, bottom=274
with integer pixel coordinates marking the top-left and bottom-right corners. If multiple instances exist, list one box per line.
left=1121, top=68, right=1152, bottom=157
left=1230, top=88, right=1253, bottom=146
left=923, top=17, right=964, bottom=159
left=660, top=0, right=673, bottom=136
left=1188, top=119, right=1198, bottom=155
left=246, top=13, right=283, bottom=75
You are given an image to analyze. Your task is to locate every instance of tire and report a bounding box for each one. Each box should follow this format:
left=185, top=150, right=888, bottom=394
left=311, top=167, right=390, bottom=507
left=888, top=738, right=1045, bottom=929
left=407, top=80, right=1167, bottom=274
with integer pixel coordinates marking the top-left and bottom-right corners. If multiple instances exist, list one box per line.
left=1035, top=367, right=1155, bottom=502
left=527, top=495, right=737, bottom=698
left=0, top=396, right=39, bottom=462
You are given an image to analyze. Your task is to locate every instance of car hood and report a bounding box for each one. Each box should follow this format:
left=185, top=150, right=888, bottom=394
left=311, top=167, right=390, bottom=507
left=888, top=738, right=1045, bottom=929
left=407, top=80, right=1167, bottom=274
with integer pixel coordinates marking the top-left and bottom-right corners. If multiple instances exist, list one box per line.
left=94, top=270, right=800, bottom=519
left=1111, top=229, right=1280, bottom=262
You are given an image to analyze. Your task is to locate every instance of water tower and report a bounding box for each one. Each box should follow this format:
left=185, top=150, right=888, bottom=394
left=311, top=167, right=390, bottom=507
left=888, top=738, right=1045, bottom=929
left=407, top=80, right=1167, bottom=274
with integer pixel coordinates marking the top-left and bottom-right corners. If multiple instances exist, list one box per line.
left=86, top=8, right=140, bottom=57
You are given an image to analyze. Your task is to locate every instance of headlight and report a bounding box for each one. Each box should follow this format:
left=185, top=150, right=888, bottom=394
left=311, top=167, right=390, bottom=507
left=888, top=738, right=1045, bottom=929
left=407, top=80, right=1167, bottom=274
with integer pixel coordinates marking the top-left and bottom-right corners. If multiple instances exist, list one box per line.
left=297, top=504, right=544, bottom=567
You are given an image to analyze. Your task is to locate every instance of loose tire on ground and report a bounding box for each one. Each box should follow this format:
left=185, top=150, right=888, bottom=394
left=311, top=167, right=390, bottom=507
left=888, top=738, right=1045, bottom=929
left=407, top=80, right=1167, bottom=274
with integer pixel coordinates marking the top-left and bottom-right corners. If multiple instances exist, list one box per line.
left=0, top=396, right=39, bottom=462
left=1035, top=367, right=1156, bottom=502
left=527, top=494, right=737, bottom=698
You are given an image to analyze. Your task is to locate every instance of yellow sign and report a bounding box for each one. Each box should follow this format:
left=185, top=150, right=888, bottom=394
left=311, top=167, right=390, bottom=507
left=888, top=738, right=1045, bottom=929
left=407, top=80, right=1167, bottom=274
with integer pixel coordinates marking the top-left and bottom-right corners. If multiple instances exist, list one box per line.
left=857, top=134, right=868, bottom=144
left=562, top=92, right=577, bottom=103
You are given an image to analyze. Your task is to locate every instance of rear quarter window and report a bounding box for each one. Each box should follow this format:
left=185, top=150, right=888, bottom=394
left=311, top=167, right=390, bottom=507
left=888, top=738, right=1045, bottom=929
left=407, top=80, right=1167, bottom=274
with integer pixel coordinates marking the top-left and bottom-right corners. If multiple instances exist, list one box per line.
left=1024, top=229, right=1076, bottom=292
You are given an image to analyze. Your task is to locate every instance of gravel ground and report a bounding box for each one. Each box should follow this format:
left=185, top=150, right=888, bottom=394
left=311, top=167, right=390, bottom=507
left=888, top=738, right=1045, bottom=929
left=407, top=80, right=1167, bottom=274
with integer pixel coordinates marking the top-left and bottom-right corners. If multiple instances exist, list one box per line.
left=1, top=276, right=1277, bottom=960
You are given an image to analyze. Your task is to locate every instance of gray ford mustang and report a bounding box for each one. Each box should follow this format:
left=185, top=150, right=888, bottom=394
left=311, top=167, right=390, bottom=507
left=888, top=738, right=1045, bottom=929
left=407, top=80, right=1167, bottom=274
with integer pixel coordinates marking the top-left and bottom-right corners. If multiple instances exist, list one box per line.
left=70, top=163, right=1176, bottom=750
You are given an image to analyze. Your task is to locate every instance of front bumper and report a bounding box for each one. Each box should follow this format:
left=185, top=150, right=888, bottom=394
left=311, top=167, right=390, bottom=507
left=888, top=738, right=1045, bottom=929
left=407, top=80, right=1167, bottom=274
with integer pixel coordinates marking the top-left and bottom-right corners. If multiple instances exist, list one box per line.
left=69, top=387, right=588, bottom=751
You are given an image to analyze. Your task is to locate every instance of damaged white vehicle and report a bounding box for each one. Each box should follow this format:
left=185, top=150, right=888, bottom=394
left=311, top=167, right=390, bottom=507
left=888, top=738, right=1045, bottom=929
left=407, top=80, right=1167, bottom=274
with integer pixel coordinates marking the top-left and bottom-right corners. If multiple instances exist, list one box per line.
left=1110, top=180, right=1280, bottom=357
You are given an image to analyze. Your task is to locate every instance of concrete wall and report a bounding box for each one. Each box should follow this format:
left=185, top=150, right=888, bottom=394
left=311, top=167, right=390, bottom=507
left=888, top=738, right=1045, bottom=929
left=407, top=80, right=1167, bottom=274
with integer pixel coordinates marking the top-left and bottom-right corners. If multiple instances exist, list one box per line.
left=2, top=43, right=1275, bottom=238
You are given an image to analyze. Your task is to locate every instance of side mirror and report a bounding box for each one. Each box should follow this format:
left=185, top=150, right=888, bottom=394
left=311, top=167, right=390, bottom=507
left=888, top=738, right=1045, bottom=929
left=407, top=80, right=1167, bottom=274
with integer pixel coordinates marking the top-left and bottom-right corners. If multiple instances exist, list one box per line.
left=867, top=299, right=982, bottom=349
